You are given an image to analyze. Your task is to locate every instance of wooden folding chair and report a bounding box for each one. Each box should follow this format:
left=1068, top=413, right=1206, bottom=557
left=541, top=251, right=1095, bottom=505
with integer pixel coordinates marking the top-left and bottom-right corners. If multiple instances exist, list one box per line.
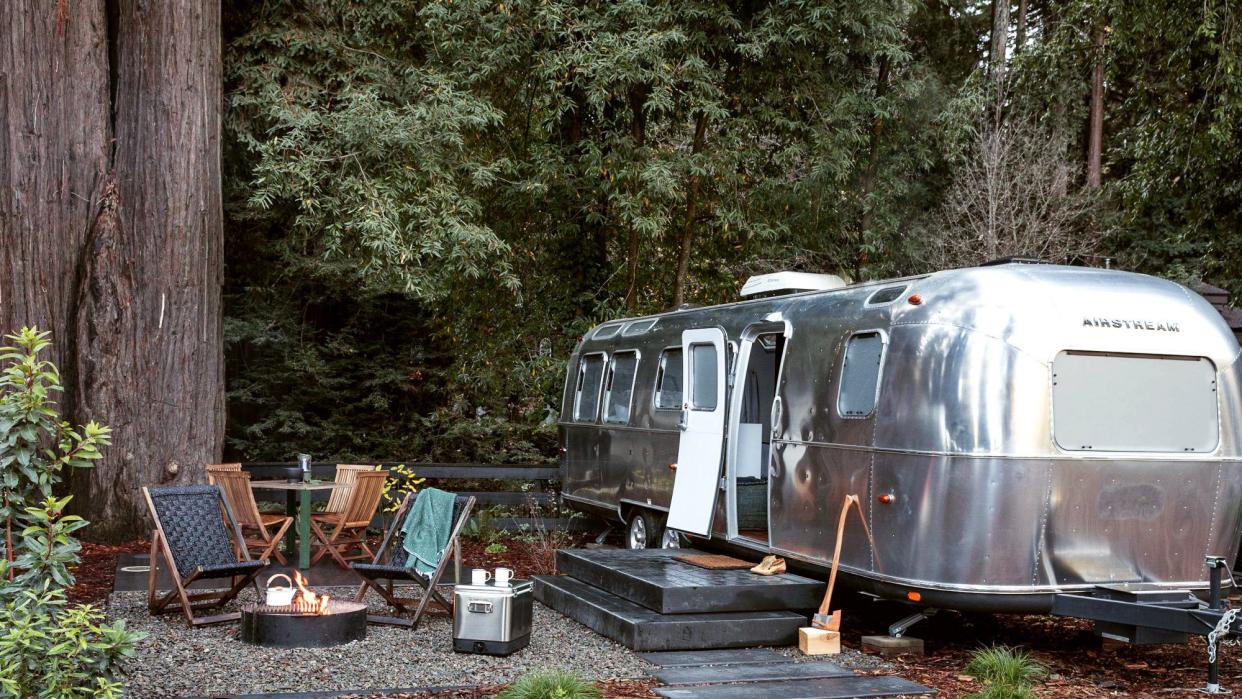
left=310, top=470, right=388, bottom=569
left=324, top=464, right=374, bottom=514
left=143, top=485, right=270, bottom=627
left=206, top=463, right=242, bottom=479
left=351, top=490, right=475, bottom=629
left=210, top=470, right=294, bottom=565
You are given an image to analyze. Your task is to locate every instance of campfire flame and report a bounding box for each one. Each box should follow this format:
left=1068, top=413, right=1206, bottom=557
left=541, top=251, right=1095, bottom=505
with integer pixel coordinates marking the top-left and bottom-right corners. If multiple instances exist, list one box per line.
left=292, top=570, right=331, bottom=615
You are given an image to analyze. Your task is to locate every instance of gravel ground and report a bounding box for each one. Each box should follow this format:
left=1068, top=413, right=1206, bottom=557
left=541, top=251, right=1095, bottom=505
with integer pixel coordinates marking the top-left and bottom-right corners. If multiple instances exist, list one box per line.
left=109, top=586, right=653, bottom=698
left=109, top=586, right=889, bottom=698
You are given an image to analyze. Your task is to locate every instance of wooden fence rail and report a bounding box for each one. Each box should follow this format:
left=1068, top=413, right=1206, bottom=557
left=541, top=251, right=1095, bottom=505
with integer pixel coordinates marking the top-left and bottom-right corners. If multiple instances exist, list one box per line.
left=240, top=461, right=586, bottom=531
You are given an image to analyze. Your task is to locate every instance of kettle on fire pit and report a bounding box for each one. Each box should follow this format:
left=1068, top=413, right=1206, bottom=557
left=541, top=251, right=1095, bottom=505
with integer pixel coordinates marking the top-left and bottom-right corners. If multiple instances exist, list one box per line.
left=264, top=573, right=295, bottom=607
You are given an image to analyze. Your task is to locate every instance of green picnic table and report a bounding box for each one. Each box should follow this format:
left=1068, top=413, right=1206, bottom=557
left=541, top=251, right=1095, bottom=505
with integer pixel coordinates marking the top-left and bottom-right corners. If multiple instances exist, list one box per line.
left=249, top=479, right=346, bottom=569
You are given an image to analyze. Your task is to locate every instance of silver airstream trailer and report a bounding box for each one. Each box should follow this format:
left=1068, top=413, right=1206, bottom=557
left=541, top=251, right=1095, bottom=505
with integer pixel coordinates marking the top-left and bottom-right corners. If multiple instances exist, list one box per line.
left=558, top=262, right=1242, bottom=613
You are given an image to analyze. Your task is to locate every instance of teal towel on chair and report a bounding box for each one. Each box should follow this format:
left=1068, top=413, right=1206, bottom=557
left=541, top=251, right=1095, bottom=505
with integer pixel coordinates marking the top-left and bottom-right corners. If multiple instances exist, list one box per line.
left=401, top=487, right=456, bottom=574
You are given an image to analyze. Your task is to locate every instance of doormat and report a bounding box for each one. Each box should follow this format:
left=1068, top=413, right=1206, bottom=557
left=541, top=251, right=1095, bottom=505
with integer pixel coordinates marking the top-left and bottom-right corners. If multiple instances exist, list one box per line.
left=674, top=553, right=755, bottom=570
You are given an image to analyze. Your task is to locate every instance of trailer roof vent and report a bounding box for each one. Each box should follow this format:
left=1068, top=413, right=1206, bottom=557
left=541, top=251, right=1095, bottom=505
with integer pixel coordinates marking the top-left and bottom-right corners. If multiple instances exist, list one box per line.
left=740, top=272, right=848, bottom=298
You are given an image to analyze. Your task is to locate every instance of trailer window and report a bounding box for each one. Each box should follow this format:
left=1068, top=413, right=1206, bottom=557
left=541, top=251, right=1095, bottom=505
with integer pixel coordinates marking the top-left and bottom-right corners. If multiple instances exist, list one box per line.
left=573, top=353, right=606, bottom=422
left=1053, top=351, right=1219, bottom=453
left=655, top=349, right=683, bottom=410
left=690, top=343, right=719, bottom=411
left=838, top=331, right=885, bottom=418
left=603, top=351, right=639, bottom=423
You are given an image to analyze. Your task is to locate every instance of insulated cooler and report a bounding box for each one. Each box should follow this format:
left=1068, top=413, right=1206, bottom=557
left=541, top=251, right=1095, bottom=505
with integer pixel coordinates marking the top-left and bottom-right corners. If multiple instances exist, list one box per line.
left=453, top=579, right=532, bottom=655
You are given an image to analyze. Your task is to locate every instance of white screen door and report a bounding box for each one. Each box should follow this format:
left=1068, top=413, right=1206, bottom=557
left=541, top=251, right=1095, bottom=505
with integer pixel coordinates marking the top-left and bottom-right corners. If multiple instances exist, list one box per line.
left=666, top=328, right=727, bottom=535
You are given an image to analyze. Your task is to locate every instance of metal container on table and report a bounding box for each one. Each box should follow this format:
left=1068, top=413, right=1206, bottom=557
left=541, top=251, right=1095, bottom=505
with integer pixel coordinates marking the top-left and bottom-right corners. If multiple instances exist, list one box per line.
left=453, top=579, right=533, bottom=656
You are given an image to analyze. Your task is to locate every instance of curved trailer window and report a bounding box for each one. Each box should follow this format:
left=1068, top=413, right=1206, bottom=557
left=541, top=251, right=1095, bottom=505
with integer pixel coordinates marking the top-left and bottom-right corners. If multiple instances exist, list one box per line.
left=603, top=351, right=639, bottom=424
left=838, top=331, right=885, bottom=417
left=654, top=348, right=683, bottom=410
left=573, top=353, right=606, bottom=422
left=1052, top=351, right=1219, bottom=452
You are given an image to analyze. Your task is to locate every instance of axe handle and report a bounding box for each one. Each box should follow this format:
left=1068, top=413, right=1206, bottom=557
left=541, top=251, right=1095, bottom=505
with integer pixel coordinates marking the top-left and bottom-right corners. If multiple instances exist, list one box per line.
left=816, top=493, right=875, bottom=620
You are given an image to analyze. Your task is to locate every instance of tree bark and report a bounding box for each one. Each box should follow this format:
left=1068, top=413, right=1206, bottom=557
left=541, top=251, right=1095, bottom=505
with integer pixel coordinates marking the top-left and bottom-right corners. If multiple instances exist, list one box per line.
left=672, top=115, right=708, bottom=309
left=2, top=2, right=224, bottom=542
left=0, top=0, right=111, bottom=372
left=990, top=0, right=1010, bottom=85
left=623, top=88, right=647, bottom=311
left=857, top=56, right=890, bottom=275
left=1015, top=0, right=1029, bottom=52
left=1086, top=28, right=1106, bottom=189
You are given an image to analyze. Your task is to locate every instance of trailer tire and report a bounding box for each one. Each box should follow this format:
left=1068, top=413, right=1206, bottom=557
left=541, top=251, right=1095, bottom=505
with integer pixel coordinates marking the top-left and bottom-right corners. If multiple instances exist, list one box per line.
left=626, top=510, right=658, bottom=549
left=660, top=528, right=683, bottom=549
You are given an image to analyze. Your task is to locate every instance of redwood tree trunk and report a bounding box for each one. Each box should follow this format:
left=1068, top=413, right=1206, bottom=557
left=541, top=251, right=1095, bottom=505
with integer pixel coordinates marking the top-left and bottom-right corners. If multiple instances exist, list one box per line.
left=2, top=2, right=224, bottom=542
left=0, top=0, right=111, bottom=372
left=1087, top=28, right=1106, bottom=189
left=990, top=0, right=1010, bottom=85
left=672, top=115, right=708, bottom=309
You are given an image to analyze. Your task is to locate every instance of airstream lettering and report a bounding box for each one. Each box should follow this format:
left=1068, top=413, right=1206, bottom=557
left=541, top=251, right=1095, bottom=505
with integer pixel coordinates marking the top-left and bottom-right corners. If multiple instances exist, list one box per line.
left=558, top=263, right=1242, bottom=613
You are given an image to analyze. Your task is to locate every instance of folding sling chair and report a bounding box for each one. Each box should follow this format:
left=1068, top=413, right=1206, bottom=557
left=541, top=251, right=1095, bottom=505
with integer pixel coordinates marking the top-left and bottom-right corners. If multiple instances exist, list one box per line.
left=351, top=491, right=475, bottom=628
left=143, top=485, right=270, bottom=627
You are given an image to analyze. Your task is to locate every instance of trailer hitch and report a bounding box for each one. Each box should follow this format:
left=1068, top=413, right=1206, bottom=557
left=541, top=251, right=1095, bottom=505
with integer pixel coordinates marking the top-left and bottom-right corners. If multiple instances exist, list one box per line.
left=1050, top=555, right=1239, bottom=695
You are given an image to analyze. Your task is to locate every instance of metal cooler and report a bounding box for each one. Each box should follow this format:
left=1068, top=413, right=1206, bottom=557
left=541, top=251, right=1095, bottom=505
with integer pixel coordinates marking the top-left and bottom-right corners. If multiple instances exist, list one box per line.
left=453, top=579, right=533, bottom=655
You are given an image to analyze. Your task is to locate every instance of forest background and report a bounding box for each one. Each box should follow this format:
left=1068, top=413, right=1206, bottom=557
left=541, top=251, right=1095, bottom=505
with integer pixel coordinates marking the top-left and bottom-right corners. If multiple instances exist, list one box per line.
left=3, top=0, right=1240, bottom=539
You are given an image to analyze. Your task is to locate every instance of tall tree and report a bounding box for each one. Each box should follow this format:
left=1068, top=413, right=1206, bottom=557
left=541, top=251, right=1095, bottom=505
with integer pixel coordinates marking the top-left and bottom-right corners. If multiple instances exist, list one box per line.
left=990, top=0, right=1011, bottom=86
left=1086, top=27, right=1106, bottom=189
left=1, top=2, right=224, bottom=541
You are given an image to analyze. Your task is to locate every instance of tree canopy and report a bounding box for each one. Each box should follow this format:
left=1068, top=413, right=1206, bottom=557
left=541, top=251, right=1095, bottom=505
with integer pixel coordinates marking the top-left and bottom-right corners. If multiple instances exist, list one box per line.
left=219, top=0, right=1242, bottom=461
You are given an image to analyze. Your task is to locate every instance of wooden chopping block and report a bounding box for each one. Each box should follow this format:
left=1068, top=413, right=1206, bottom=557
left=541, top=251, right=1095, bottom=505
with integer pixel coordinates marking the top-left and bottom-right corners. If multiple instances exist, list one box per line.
left=799, top=627, right=842, bottom=655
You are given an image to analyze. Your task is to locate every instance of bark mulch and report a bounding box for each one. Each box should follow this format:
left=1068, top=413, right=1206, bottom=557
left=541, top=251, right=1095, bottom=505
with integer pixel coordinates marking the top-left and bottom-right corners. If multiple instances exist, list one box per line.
left=67, top=537, right=148, bottom=605
left=839, top=599, right=1242, bottom=698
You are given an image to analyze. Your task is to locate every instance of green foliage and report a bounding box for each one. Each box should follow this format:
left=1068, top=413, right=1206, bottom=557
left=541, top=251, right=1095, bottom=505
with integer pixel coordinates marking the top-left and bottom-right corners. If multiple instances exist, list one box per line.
left=10, top=496, right=89, bottom=589
left=0, top=328, right=110, bottom=577
left=218, top=0, right=1242, bottom=465
left=0, top=328, right=144, bottom=698
left=0, top=583, right=140, bottom=699
left=485, top=542, right=509, bottom=555
left=964, top=645, right=1047, bottom=699
left=496, top=668, right=603, bottom=699
left=964, top=685, right=1033, bottom=699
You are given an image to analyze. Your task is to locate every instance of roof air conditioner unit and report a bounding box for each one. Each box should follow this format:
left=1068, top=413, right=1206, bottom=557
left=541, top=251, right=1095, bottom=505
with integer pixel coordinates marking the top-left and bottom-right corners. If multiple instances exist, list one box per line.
left=740, top=272, right=848, bottom=298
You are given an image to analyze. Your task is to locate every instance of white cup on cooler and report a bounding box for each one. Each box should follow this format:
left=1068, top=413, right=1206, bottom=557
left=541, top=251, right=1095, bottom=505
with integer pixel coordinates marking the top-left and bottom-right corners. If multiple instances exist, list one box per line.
left=494, top=567, right=514, bottom=586
left=471, top=568, right=492, bottom=586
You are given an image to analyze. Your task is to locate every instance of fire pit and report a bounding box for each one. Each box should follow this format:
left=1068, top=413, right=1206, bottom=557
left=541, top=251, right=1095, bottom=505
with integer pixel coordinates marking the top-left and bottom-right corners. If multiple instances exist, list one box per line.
left=240, top=572, right=367, bottom=648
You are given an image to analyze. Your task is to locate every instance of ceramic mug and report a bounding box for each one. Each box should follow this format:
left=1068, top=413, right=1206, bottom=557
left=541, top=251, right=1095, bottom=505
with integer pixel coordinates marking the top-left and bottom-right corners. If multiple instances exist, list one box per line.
left=471, top=568, right=492, bottom=586
left=265, top=574, right=295, bottom=606
left=494, top=567, right=514, bottom=586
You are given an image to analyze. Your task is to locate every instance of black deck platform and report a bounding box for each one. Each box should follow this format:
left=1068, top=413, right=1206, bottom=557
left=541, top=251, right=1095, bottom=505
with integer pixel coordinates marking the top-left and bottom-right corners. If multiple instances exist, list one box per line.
left=556, top=548, right=824, bottom=614
left=533, top=574, right=806, bottom=651
left=641, top=645, right=934, bottom=699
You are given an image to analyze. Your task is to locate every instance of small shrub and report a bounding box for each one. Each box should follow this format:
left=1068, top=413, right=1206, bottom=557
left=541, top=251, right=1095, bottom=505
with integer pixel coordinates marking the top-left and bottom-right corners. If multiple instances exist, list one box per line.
left=964, top=684, right=1034, bottom=699
left=496, top=668, right=603, bottom=699
left=0, top=571, right=142, bottom=698
left=965, top=645, right=1047, bottom=687
left=485, top=542, right=509, bottom=554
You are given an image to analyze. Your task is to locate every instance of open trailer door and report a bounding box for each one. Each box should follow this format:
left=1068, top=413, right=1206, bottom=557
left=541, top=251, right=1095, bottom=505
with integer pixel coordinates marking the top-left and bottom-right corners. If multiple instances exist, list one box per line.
left=666, top=327, right=727, bottom=536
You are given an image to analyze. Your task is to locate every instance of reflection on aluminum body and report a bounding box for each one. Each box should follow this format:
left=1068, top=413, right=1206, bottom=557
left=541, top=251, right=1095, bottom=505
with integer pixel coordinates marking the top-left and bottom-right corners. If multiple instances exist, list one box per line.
left=559, top=264, right=1242, bottom=612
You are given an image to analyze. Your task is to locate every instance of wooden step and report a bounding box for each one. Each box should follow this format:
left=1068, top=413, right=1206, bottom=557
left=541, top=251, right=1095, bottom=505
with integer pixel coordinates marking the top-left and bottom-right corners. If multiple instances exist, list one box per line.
left=555, top=548, right=824, bottom=614
left=532, top=574, right=805, bottom=651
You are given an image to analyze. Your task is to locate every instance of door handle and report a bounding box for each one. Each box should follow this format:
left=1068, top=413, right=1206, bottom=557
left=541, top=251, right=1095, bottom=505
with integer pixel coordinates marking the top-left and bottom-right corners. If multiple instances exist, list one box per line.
left=678, top=409, right=688, bottom=431
left=770, top=397, right=783, bottom=439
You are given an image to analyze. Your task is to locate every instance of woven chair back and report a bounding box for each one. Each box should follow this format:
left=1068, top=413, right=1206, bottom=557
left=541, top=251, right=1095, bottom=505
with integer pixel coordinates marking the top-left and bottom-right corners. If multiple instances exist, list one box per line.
left=325, top=464, right=374, bottom=514
left=205, top=463, right=242, bottom=485
left=146, top=485, right=238, bottom=577
left=210, top=470, right=264, bottom=528
left=341, top=470, right=388, bottom=527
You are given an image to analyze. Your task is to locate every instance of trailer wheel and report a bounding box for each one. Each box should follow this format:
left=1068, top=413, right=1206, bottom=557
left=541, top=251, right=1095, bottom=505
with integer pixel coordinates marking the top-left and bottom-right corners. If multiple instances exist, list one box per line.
left=659, top=528, right=683, bottom=549
left=626, top=510, right=658, bottom=549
